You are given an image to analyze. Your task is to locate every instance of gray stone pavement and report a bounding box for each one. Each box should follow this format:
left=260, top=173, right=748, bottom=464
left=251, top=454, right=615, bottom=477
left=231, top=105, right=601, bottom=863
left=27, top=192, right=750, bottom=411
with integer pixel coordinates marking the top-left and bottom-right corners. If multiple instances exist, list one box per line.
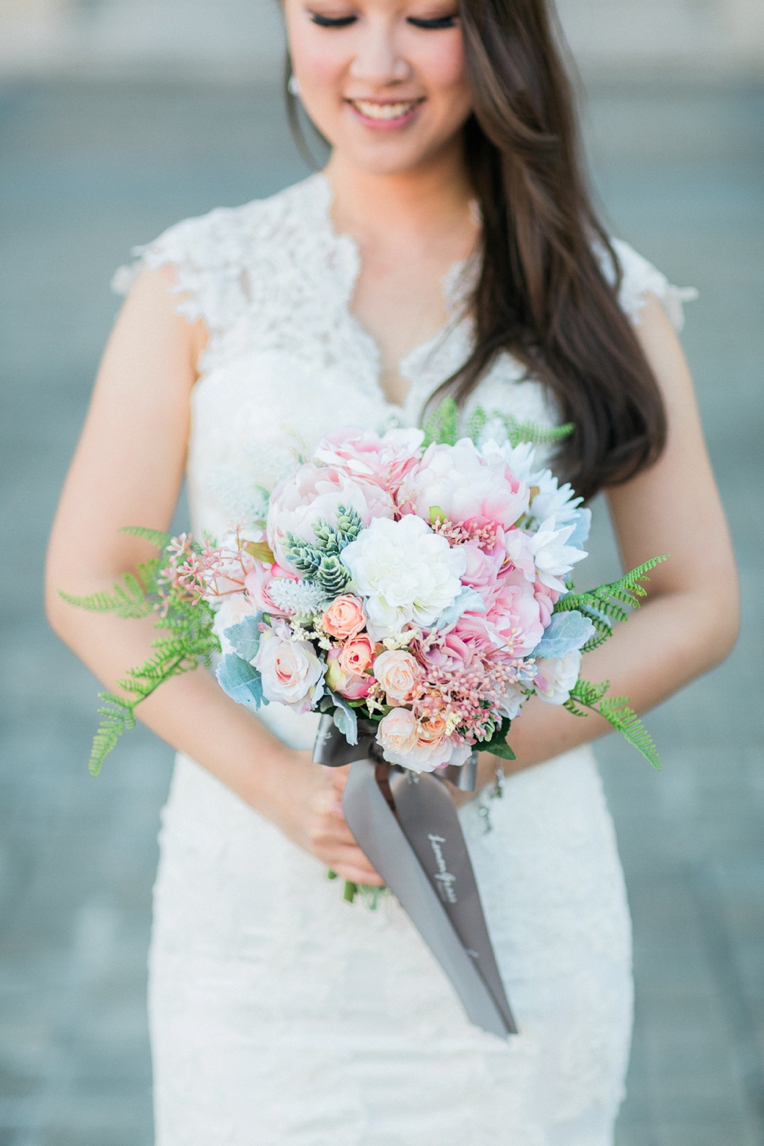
left=0, top=80, right=761, bottom=1145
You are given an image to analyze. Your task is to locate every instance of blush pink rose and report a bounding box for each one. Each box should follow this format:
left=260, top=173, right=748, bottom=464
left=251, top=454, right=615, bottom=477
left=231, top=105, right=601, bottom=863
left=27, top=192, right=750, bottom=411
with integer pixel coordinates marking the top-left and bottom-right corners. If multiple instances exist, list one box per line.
left=378, top=709, right=456, bottom=773
left=254, top=622, right=325, bottom=713
left=377, top=707, right=419, bottom=758
left=322, top=595, right=366, bottom=641
left=373, top=649, right=423, bottom=705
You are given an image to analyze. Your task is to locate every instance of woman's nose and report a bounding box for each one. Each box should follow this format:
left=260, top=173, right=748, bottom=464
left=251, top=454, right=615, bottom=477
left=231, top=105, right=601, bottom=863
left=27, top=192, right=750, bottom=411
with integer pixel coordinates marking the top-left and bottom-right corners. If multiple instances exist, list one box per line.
left=348, top=21, right=412, bottom=85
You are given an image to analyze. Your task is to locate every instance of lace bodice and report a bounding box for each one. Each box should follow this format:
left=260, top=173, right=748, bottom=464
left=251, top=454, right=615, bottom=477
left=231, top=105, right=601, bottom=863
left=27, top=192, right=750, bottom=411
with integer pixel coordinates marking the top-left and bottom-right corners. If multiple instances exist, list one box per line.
left=115, top=173, right=695, bottom=543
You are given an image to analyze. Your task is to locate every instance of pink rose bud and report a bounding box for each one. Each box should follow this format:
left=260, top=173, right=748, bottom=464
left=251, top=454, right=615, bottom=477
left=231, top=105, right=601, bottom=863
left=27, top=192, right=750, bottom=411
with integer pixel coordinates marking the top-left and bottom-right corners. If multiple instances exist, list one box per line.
left=326, top=645, right=373, bottom=700
left=338, top=634, right=375, bottom=678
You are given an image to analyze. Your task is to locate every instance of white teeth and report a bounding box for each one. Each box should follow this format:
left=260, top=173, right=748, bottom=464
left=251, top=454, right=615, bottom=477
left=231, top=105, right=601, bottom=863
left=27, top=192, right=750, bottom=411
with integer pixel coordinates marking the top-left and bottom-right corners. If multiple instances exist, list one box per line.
left=353, top=100, right=417, bottom=120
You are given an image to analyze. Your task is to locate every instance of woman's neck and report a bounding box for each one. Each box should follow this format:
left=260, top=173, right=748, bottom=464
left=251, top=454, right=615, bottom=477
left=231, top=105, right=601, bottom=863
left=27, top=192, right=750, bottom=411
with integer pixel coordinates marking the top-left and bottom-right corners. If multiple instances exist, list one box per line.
left=324, top=138, right=475, bottom=249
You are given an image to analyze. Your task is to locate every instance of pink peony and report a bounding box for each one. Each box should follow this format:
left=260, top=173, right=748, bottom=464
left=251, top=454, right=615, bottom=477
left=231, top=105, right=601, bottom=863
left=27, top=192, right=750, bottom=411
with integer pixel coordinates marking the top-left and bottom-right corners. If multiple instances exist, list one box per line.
left=314, top=427, right=424, bottom=492
left=459, top=540, right=504, bottom=604
left=373, top=649, right=423, bottom=705
left=322, top=595, right=366, bottom=641
left=326, top=645, right=373, bottom=700
left=398, top=440, right=529, bottom=538
left=486, top=567, right=545, bottom=656
left=267, top=463, right=395, bottom=571
left=534, top=579, right=560, bottom=629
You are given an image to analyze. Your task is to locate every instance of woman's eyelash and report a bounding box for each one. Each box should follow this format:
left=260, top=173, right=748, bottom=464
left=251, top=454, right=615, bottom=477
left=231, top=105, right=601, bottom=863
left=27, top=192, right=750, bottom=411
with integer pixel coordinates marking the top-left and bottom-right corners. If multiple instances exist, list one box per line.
left=309, top=12, right=357, bottom=26
left=309, top=11, right=457, bottom=27
left=407, top=14, right=458, bottom=27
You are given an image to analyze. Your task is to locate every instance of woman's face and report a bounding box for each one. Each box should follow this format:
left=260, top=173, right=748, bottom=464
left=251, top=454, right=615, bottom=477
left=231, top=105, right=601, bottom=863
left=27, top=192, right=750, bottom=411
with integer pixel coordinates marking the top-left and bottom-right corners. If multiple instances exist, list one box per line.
left=284, top=0, right=473, bottom=176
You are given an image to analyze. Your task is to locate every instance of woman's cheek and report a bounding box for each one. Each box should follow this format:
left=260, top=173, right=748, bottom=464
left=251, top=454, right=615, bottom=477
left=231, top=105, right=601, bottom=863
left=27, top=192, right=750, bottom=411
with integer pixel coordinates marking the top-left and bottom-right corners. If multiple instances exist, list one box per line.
left=412, top=33, right=467, bottom=92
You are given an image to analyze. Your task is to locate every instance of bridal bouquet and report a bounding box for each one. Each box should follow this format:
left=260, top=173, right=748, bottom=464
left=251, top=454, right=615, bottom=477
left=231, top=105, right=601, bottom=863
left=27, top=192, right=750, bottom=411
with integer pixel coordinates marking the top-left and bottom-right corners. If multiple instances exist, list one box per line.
left=64, top=408, right=663, bottom=777
left=65, top=410, right=665, bottom=1037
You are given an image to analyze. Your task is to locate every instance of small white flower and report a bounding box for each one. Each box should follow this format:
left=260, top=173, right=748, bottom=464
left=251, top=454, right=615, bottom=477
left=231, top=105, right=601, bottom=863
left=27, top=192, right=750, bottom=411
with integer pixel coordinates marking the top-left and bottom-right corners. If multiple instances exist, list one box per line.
left=506, top=516, right=587, bottom=592
left=340, top=515, right=467, bottom=640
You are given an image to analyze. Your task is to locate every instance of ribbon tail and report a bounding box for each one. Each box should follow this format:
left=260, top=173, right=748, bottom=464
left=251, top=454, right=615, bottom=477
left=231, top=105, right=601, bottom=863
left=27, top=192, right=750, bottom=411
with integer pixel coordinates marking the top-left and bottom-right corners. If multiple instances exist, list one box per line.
left=390, top=770, right=518, bottom=1035
left=343, top=757, right=513, bottom=1039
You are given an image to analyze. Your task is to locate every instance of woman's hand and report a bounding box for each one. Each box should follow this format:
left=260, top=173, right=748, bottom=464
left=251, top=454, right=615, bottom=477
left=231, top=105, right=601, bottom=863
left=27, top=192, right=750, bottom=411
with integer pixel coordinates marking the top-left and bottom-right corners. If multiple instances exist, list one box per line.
left=271, top=750, right=384, bottom=886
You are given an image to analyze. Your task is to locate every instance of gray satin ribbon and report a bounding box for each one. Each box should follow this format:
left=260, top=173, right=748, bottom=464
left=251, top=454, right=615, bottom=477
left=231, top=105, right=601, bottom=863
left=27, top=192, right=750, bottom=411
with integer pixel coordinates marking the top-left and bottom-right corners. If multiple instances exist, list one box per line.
left=314, top=715, right=517, bottom=1038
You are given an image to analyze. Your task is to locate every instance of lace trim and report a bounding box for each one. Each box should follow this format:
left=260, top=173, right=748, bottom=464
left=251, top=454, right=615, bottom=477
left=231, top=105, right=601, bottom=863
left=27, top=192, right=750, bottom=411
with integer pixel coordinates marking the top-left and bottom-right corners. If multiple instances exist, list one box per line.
left=111, top=178, right=697, bottom=417
left=601, top=238, right=698, bottom=331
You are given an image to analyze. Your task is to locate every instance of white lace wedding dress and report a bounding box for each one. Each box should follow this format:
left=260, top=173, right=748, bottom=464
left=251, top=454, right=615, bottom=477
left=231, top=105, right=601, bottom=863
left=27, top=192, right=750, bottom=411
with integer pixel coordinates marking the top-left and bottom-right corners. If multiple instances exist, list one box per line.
left=115, top=173, right=694, bottom=1146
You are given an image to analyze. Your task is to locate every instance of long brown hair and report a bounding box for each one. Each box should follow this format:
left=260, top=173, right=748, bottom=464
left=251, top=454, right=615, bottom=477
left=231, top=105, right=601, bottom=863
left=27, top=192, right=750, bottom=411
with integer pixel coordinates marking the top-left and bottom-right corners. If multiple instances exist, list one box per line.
left=286, top=0, right=667, bottom=501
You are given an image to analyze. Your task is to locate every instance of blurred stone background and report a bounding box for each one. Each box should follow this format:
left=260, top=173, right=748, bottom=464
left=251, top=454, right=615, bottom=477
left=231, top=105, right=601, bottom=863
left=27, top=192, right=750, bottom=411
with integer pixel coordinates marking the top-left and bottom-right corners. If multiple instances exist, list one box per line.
left=0, top=2, right=762, bottom=1144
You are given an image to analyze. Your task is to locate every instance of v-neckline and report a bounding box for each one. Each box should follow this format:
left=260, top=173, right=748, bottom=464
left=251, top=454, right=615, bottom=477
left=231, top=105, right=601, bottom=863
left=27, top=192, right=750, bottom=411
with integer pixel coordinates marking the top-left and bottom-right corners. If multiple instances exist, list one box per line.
left=312, top=172, right=476, bottom=412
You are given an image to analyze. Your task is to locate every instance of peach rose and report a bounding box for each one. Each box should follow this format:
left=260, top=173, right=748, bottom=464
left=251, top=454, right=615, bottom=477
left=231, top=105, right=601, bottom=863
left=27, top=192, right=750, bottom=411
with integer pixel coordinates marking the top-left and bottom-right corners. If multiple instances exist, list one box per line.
left=338, top=634, right=375, bottom=678
left=322, top=595, right=366, bottom=641
left=373, top=649, right=423, bottom=706
left=326, top=646, right=373, bottom=700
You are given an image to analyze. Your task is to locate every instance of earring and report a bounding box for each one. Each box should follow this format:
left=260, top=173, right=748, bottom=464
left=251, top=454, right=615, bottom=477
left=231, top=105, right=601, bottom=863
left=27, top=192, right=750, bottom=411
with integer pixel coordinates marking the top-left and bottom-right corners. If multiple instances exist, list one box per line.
left=287, top=74, right=301, bottom=97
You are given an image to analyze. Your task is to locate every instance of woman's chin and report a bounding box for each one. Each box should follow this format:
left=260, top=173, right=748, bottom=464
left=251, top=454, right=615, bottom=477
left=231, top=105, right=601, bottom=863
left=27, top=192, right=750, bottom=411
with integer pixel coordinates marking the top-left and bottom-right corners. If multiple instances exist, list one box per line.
left=331, top=128, right=465, bottom=179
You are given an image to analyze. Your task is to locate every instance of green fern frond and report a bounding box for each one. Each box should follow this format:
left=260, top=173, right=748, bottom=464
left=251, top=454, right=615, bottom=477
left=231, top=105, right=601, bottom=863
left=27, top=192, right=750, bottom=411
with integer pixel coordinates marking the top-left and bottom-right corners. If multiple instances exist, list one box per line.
left=580, top=629, right=611, bottom=654
left=423, top=397, right=460, bottom=446
left=503, top=415, right=575, bottom=448
left=85, top=597, right=220, bottom=772
left=598, top=697, right=662, bottom=770
left=58, top=573, right=153, bottom=619
left=570, top=678, right=610, bottom=707
left=119, top=525, right=173, bottom=549
left=423, top=399, right=575, bottom=450
left=89, top=692, right=137, bottom=776
left=554, top=556, right=668, bottom=627
left=463, top=407, right=574, bottom=448
left=564, top=677, right=661, bottom=769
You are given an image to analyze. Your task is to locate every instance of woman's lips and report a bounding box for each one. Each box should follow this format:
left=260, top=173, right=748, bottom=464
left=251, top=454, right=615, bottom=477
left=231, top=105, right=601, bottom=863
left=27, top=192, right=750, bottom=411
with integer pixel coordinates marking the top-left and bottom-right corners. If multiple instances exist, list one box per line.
left=347, top=98, right=424, bottom=129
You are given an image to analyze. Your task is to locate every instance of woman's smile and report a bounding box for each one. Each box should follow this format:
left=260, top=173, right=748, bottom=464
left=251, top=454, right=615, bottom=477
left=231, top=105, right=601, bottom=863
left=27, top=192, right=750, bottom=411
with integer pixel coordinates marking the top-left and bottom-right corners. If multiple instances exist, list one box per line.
left=347, top=96, right=425, bottom=128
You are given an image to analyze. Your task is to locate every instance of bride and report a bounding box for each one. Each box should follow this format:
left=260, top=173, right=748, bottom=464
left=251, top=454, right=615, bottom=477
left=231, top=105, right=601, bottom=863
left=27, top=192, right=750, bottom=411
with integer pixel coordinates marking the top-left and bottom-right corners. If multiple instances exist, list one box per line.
left=46, top=0, right=738, bottom=1140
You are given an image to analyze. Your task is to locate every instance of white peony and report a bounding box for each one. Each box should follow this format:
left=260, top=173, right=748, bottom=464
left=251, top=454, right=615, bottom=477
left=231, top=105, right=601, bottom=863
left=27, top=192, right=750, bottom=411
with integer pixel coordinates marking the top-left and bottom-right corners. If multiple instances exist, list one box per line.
left=340, top=515, right=467, bottom=640
left=534, top=649, right=582, bottom=705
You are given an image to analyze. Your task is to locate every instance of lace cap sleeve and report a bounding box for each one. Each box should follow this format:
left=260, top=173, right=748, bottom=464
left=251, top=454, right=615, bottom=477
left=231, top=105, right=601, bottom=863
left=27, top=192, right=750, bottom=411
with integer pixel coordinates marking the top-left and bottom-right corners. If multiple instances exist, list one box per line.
left=110, top=206, right=251, bottom=333
left=598, top=238, right=698, bottom=332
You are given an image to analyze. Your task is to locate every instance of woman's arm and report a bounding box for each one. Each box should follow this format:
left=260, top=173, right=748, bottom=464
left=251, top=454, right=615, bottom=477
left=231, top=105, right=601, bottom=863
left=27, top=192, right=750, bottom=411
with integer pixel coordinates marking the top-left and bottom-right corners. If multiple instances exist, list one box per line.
left=45, top=268, right=383, bottom=886
left=465, top=293, right=739, bottom=793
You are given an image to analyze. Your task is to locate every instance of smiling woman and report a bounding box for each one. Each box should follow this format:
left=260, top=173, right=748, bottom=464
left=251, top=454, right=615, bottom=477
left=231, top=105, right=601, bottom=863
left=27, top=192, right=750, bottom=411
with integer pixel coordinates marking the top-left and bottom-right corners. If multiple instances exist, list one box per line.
left=45, top=0, right=738, bottom=1140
